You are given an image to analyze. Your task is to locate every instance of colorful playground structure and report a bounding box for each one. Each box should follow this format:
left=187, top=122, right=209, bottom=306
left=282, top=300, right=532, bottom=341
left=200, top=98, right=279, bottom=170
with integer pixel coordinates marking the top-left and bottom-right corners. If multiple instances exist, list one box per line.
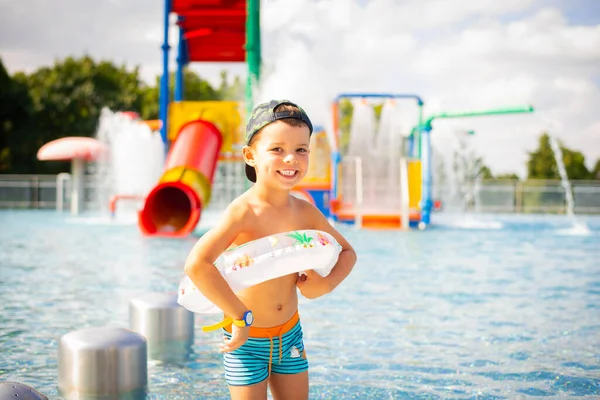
left=128, top=0, right=434, bottom=235
left=136, top=101, right=241, bottom=236
left=36, top=0, right=534, bottom=236
left=129, top=94, right=425, bottom=235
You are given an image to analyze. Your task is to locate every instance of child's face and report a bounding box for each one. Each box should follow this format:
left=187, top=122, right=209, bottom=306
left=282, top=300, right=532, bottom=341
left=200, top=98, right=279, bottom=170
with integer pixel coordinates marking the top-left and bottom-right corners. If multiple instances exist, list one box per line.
left=245, top=121, right=311, bottom=189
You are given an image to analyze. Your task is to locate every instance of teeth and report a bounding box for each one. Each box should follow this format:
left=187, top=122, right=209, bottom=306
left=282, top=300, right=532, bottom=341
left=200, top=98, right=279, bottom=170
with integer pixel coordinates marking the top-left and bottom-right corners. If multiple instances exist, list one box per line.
left=280, top=170, right=296, bottom=176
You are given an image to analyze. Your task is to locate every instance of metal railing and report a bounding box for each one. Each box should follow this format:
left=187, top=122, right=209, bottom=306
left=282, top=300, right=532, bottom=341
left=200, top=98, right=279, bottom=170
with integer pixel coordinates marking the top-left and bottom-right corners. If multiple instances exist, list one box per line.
left=436, top=179, right=600, bottom=214
left=2, top=173, right=599, bottom=215
left=0, top=159, right=247, bottom=213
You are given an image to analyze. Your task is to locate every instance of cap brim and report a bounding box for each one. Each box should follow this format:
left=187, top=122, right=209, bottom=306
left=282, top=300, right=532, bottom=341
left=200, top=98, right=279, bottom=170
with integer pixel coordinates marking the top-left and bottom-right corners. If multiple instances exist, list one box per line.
left=245, top=163, right=256, bottom=183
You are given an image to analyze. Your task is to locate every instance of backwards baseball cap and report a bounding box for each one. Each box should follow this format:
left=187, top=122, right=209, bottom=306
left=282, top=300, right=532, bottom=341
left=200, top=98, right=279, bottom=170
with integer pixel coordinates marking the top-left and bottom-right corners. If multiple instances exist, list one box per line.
left=244, top=99, right=313, bottom=183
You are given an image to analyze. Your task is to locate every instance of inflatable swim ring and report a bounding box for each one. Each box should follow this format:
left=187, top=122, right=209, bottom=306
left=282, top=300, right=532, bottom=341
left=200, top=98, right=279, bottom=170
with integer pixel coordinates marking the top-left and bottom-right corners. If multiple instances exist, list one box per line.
left=177, top=230, right=342, bottom=314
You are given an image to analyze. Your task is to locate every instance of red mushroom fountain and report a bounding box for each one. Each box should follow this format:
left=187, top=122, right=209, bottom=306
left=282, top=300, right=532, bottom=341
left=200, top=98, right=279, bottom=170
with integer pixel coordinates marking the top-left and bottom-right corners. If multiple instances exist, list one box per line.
left=37, top=137, right=108, bottom=215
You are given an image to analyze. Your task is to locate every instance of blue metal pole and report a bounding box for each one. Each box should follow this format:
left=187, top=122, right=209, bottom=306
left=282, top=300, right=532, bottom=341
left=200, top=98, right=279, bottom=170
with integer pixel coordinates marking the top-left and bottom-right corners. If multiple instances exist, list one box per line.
left=406, top=126, right=416, bottom=158
left=158, top=0, right=172, bottom=147
left=419, top=125, right=433, bottom=226
left=174, top=17, right=185, bottom=102
left=407, top=135, right=414, bottom=158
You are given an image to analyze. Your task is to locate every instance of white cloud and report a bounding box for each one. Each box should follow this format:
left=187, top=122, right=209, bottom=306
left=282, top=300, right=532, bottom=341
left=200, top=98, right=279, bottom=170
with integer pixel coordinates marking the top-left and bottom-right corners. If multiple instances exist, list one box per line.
left=412, top=7, right=600, bottom=175
left=1, top=0, right=599, bottom=177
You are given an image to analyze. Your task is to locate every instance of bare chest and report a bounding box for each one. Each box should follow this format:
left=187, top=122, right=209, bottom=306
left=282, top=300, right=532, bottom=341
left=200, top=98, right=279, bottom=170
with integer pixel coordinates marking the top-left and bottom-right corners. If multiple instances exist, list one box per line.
left=241, top=209, right=313, bottom=242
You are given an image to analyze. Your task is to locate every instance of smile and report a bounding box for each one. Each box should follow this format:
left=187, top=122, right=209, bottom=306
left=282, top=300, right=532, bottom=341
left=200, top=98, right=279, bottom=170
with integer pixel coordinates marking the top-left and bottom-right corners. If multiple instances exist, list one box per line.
left=277, top=169, right=298, bottom=178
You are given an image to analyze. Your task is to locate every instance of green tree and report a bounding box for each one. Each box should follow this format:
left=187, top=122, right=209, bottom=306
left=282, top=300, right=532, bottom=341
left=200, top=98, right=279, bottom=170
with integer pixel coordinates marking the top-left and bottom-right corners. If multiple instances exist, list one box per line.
left=527, top=133, right=590, bottom=180
left=591, top=159, right=600, bottom=180
left=495, top=173, right=520, bottom=180
left=479, top=165, right=494, bottom=179
left=12, top=55, right=147, bottom=173
left=140, top=68, right=221, bottom=120
left=0, top=58, right=35, bottom=173
left=217, top=70, right=244, bottom=101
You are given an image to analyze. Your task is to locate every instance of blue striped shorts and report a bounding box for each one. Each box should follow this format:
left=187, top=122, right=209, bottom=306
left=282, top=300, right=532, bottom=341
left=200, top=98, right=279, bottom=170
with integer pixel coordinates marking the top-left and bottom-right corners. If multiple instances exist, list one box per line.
left=223, top=312, right=308, bottom=386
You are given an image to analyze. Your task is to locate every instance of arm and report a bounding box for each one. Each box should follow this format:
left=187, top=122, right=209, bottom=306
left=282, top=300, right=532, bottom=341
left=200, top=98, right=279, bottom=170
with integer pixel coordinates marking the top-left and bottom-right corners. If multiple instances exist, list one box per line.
left=184, top=198, right=249, bottom=321
left=296, top=201, right=357, bottom=298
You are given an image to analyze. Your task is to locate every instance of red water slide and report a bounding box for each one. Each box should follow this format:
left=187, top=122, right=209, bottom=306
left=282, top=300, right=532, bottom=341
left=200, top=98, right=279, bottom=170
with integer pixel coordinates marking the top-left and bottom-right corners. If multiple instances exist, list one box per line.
left=138, top=119, right=222, bottom=237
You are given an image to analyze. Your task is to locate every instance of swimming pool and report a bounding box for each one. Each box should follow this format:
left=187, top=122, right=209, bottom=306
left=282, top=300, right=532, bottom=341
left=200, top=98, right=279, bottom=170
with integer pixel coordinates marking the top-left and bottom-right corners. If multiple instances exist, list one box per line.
left=1, top=210, right=599, bottom=399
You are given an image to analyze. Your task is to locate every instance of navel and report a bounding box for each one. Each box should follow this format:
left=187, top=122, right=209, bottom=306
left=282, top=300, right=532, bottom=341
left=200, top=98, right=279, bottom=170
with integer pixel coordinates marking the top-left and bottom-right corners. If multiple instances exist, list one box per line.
left=277, top=304, right=283, bottom=311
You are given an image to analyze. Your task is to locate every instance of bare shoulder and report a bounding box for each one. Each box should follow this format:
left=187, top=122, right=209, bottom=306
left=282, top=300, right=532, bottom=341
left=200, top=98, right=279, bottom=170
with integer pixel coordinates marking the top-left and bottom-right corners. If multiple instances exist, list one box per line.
left=222, top=191, right=253, bottom=228
left=291, top=195, right=354, bottom=250
left=186, top=193, right=252, bottom=264
left=292, top=195, right=323, bottom=222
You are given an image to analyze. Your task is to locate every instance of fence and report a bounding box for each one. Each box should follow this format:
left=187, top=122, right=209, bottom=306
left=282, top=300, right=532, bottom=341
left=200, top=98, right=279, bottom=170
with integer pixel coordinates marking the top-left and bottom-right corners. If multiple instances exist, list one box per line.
left=1, top=174, right=599, bottom=215
left=0, top=159, right=247, bottom=213
left=434, top=179, right=600, bottom=214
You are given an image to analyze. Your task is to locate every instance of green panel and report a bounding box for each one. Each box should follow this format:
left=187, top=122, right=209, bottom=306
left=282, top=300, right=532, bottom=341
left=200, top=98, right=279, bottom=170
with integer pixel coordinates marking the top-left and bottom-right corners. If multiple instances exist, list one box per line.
left=245, top=0, right=261, bottom=119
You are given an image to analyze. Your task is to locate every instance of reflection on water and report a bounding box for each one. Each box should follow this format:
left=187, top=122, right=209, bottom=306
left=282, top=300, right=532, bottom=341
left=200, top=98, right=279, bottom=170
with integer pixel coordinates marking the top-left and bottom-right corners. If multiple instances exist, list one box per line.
left=0, top=211, right=599, bottom=399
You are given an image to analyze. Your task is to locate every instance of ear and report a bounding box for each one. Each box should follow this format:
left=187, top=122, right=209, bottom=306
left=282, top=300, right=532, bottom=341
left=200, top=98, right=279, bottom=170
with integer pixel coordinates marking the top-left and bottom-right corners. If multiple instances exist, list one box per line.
left=242, top=145, right=256, bottom=166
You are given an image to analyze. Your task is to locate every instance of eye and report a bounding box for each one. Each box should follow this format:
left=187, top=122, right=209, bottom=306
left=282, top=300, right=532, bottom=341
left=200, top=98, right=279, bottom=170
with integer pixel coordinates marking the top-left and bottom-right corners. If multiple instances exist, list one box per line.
left=270, top=147, right=282, bottom=152
left=297, top=148, right=308, bottom=153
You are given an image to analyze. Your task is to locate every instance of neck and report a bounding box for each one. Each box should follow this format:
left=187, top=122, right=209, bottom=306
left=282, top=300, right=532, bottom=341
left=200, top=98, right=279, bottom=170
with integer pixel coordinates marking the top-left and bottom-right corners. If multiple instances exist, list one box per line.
left=250, top=182, right=291, bottom=207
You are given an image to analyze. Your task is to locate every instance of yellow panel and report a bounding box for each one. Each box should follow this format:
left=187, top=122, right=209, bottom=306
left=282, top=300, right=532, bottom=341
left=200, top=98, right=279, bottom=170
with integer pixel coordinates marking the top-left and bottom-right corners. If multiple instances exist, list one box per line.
left=298, top=129, right=331, bottom=187
left=160, top=166, right=213, bottom=205
left=407, top=159, right=422, bottom=210
left=168, top=101, right=244, bottom=153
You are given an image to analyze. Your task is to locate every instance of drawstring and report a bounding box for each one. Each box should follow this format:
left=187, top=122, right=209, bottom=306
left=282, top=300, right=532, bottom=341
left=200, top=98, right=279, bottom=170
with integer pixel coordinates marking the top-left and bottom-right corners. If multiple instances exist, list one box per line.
left=268, top=336, right=273, bottom=376
left=267, top=326, right=285, bottom=377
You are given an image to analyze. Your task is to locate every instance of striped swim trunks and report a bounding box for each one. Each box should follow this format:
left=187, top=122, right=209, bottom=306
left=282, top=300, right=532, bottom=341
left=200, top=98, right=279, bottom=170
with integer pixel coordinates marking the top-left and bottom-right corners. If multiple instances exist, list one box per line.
left=223, top=310, right=308, bottom=386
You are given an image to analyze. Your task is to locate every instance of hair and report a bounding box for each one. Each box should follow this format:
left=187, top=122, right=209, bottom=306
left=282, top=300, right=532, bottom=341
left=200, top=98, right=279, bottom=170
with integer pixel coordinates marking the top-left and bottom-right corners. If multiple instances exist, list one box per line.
left=248, top=103, right=309, bottom=147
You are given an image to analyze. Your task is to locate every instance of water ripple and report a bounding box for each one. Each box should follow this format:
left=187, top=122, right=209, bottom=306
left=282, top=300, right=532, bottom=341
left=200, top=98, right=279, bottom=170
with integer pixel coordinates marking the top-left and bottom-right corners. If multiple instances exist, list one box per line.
left=1, top=211, right=599, bottom=398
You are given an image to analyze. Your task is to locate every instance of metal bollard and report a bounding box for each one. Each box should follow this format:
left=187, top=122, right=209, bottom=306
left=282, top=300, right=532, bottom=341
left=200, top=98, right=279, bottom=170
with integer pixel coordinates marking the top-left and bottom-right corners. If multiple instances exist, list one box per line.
left=0, top=382, right=48, bottom=400
left=58, top=327, right=147, bottom=399
left=129, top=292, right=194, bottom=362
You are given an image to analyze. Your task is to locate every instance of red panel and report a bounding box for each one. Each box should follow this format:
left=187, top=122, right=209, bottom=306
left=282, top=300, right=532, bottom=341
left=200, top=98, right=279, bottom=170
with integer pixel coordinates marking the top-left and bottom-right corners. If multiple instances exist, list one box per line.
left=173, top=0, right=242, bottom=12
left=187, top=35, right=245, bottom=62
left=171, top=0, right=247, bottom=63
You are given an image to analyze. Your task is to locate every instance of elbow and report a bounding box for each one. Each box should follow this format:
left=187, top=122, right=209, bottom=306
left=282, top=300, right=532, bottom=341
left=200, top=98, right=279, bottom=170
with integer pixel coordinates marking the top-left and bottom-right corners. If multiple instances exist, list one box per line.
left=346, top=248, right=357, bottom=268
left=184, top=261, right=197, bottom=278
left=185, top=256, right=213, bottom=279
left=184, top=264, right=192, bottom=278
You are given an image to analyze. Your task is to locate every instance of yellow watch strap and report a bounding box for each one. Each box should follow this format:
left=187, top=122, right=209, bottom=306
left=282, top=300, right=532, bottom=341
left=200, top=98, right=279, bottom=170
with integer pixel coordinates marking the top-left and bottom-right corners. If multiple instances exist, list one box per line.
left=201, top=317, right=232, bottom=332
left=232, top=318, right=247, bottom=328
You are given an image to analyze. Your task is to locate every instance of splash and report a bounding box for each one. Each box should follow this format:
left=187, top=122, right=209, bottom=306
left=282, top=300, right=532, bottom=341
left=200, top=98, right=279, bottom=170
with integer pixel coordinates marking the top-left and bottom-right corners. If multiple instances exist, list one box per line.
left=548, top=136, right=575, bottom=218
left=556, top=221, right=592, bottom=236
left=432, top=129, right=485, bottom=212
left=256, top=0, right=418, bottom=147
left=92, top=108, right=165, bottom=215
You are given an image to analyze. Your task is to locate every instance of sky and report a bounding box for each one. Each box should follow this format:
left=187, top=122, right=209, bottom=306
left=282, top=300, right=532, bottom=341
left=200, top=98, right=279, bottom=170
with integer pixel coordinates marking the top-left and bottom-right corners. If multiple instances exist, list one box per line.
left=1, top=0, right=599, bottom=177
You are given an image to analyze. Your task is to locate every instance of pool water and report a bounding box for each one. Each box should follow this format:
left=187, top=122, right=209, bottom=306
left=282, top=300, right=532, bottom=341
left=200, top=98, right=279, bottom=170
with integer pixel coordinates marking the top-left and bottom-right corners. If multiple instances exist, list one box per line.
left=1, top=210, right=599, bottom=399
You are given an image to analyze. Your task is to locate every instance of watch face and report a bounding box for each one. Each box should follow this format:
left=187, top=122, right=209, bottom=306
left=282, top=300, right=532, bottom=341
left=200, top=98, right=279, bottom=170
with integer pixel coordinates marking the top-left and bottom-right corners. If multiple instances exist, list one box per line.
left=245, top=311, right=254, bottom=325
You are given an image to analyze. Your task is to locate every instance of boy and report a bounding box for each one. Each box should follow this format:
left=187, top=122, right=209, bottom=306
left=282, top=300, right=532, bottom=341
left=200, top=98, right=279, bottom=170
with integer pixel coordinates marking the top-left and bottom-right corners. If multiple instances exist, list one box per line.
left=184, top=99, right=357, bottom=400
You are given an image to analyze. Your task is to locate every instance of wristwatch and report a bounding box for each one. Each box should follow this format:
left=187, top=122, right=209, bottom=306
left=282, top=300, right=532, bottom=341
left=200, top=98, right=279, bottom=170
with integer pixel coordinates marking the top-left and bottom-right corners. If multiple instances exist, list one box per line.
left=232, top=310, right=254, bottom=327
left=201, top=310, right=254, bottom=332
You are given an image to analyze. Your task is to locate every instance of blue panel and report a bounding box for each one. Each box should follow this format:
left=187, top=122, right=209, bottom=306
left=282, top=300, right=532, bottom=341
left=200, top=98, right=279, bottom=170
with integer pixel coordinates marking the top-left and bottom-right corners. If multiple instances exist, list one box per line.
left=305, top=189, right=331, bottom=218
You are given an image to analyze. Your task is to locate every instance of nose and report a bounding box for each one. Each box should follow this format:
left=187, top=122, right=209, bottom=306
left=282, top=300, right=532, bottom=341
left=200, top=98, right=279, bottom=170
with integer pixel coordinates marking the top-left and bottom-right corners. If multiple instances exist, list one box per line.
left=283, top=152, right=297, bottom=163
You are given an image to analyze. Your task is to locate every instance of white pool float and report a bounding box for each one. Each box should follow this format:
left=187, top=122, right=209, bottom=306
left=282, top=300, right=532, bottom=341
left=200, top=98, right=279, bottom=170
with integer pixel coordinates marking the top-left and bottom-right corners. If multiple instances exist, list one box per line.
left=177, top=229, right=342, bottom=314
